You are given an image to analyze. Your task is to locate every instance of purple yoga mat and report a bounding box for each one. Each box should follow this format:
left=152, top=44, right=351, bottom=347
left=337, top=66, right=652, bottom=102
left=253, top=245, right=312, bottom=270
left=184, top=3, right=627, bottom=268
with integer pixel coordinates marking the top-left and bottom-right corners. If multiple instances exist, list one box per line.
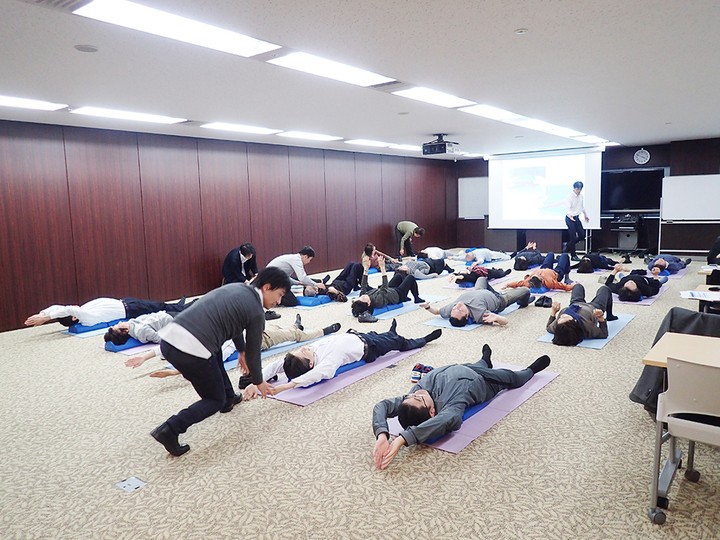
left=388, top=363, right=559, bottom=454
left=272, top=348, right=422, bottom=406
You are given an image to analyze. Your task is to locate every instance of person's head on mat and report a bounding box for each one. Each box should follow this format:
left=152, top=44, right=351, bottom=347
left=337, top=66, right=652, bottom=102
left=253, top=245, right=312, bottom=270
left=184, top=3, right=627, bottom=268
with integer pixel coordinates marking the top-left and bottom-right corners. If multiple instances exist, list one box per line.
left=618, top=281, right=642, bottom=302
left=253, top=267, right=292, bottom=308
left=397, top=389, right=436, bottom=429
left=551, top=315, right=584, bottom=346
left=514, top=257, right=529, bottom=271
left=105, top=323, right=131, bottom=345
left=652, top=259, right=668, bottom=271
left=416, top=251, right=428, bottom=259
left=528, top=276, right=543, bottom=289
left=464, top=252, right=476, bottom=262
left=283, top=346, right=314, bottom=379
left=351, top=297, right=372, bottom=317
left=572, top=180, right=584, bottom=194
left=298, top=246, right=316, bottom=265
left=577, top=258, right=594, bottom=273
left=55, top=316, right=78, bottom=327
left=448, top=301, right=471, bottom=327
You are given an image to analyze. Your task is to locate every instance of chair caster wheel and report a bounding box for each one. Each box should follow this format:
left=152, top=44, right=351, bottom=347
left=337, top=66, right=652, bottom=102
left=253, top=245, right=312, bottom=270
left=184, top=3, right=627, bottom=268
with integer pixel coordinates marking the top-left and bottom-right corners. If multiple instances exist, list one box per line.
left=684, top=469, right=701, bottom=482
left=649, top=508, right=666, bottom=525
left=657, top=496, right=669, bottom=509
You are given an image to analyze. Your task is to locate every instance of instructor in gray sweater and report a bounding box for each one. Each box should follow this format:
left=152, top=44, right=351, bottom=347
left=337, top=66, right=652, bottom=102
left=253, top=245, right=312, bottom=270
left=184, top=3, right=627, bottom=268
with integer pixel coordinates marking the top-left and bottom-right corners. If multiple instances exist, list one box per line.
left=150, top=267, right=290, bottom=456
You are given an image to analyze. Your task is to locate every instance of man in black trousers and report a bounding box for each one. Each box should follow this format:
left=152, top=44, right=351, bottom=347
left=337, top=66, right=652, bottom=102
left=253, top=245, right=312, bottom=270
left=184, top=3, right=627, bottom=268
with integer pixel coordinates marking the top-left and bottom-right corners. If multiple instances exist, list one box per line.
left=150, top=267, right=291, bottom=456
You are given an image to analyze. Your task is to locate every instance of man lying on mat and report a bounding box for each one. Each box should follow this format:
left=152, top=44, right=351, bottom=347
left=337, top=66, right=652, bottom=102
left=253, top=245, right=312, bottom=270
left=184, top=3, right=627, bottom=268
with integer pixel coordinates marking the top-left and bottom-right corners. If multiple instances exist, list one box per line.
left=242, top=319, right=441, bottom=399
left=118, top=313, right=341, bottom=377
left=422, top=277, right=532, bottom=327
left=546, top=284, right=618, bottom=346
left=371, top=345, right=551, bottom=469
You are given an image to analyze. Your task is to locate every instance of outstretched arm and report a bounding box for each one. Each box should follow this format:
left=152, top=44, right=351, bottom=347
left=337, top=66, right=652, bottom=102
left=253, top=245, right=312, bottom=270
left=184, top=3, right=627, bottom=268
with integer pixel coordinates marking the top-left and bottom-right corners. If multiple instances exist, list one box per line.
left=24, top=313, right=52, bottom=326
left=125, top=349, right=158, bottom=368
left=420, top=302, right=440, bottom=315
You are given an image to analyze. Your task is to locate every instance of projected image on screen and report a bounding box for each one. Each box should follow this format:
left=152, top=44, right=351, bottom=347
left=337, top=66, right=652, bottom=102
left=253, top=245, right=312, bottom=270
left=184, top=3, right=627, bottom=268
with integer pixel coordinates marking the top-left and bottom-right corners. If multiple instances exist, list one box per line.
left=489, top=150, right=602, bottom=230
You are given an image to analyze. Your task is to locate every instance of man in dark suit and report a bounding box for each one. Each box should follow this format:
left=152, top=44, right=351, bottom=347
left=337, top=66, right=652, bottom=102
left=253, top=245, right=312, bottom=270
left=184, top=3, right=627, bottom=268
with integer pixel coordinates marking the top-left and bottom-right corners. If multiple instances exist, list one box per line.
left=221, top=242, right=258, bottom=284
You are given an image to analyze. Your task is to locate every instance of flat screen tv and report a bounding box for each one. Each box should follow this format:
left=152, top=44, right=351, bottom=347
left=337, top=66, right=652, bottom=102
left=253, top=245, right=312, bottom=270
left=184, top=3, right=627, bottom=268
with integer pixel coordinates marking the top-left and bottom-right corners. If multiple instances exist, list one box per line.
left=601, top=169, right=663, bottom=213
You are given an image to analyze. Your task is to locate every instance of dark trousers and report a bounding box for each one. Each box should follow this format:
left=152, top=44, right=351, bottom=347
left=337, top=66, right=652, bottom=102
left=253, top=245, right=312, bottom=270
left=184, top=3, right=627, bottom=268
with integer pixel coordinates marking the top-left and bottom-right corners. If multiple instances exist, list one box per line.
left=463, top=359, right=534, bottom=401
left=387, top=273, right=420, bottom=301
left=280, top=289, right=299, bottom=307
left=395, top=228, right=415, bottom=257
left=540, top=252, right=570, bottom=281
left=358, top=330, right=426, bottom=363
left=122, top=297, right=187, bottom=318
left=331, top=262, right=364, bottom=294
left=570, top=284, right=614, bottom=316
left=708, top=236, right=720, bottom=265
left=564, top=215, right=585, bottom=256
left=160, top=341, right=235, bottom=434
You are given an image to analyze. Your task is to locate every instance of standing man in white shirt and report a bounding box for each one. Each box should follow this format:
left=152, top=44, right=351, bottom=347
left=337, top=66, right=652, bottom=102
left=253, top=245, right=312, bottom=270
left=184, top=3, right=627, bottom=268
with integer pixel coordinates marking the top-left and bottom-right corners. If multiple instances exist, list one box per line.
left=565, top=181, right=590, bottom=262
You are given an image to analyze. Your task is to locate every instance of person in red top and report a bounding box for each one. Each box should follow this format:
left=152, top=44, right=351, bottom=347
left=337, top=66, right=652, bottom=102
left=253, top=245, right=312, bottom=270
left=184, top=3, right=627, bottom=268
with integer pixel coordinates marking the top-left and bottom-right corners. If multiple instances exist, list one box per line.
left=503, top=252, right=574, bottom=292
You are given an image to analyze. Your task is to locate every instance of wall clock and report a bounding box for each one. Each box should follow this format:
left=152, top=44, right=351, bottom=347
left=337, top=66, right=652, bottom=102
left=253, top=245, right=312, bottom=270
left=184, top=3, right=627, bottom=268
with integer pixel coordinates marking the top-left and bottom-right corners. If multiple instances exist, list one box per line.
left=634, top=148, right=651, bottom=165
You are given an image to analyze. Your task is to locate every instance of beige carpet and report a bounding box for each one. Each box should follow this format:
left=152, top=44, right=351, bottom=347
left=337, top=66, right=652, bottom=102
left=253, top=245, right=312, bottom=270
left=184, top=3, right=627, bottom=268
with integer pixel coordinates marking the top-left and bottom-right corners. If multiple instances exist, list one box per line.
left=1, top=254, right=719, bottom=539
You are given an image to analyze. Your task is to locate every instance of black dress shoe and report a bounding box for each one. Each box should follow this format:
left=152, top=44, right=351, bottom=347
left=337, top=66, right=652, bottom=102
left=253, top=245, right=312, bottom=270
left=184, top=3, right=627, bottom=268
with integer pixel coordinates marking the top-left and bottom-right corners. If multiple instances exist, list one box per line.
left=220, top=393, right=243, bottom=413
left=150, top=422, right=189, bottom=456
left=264, top=310, right=281, bottom=321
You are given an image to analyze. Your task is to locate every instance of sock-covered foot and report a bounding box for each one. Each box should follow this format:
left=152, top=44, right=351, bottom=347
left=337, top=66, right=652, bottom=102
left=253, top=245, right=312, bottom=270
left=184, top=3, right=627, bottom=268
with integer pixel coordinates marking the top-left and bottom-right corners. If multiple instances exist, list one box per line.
left=414, top=297, right=426, bottom=304
left=423, top=329, right=442, bottom=343
left=294, top=314, right=303, bottom=330
left=528, top=355, right=551, bottom=374
left=482, top=343, right=493, bottom=368
left=389, top=318, right=398, bottom=334
left=323, top=323, right=342, bottom=335
left=606, top=314, right=619, bottom=321
left=684, top=258, right=692, bottom=266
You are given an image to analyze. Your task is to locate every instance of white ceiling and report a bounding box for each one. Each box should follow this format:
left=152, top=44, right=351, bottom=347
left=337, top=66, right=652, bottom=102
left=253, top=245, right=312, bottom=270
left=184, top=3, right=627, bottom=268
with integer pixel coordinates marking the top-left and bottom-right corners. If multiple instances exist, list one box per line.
left=2, top=0, right=720, bottom=159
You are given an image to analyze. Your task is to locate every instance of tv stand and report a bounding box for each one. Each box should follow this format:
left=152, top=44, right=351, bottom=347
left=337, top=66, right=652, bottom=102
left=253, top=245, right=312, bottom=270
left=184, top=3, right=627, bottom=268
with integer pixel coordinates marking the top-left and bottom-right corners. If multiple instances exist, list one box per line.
left=610, top=214, right=640, bottom=250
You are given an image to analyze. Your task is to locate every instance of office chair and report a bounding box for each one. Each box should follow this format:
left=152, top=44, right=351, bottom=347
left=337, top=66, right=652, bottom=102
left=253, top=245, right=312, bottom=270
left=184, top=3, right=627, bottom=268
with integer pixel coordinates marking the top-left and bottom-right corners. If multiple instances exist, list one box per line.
left=648, top=356, right=720, bottom=524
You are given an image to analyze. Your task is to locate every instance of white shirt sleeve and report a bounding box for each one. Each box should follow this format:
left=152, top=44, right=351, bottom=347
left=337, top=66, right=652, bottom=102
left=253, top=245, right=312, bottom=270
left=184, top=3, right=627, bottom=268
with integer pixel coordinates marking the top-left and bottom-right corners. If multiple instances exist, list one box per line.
left=262, top=358, right=286, bottom=381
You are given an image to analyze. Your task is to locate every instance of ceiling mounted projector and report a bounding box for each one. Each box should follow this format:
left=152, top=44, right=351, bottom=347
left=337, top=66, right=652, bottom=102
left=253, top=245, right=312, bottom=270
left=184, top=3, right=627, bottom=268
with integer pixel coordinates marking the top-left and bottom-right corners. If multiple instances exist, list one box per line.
left=422, top=133, right=459, bottom=156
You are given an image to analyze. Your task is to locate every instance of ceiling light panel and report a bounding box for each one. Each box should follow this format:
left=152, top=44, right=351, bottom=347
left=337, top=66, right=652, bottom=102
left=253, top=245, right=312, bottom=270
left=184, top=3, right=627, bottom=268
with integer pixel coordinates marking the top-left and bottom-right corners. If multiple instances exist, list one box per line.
left=277, top=131, right=342, bottom=141
left=0, top=95, right=67, bottom=111
left=392, top=87, right=476, bottom=108
left=267, top=52, right=395, bottom=87
left=201, top=122, right=281, bottom=134
left=74, top=0, right=280, bottom=57
left=71, top=106, right=186, bottom=124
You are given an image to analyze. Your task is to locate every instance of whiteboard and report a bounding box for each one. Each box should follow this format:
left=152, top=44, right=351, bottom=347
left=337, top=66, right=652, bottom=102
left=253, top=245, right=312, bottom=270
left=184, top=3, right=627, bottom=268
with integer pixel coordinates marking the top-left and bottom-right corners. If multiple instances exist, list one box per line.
left=458, top=176, right=488, bottom=218
left=661, top=174, right=720, bottom=220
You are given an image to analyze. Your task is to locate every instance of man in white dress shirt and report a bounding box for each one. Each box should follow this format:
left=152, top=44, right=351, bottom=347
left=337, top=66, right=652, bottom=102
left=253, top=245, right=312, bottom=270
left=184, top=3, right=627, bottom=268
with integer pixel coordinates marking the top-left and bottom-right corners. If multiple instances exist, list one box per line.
left=565, top=180, right=590, bottom=261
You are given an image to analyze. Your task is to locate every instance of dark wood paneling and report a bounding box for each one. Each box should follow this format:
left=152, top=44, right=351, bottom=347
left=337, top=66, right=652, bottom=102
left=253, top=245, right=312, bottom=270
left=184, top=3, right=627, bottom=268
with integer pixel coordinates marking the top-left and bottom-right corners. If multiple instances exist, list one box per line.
left=660, top=222, right=718, bottom=253
left=247, top=144, right=292, bottom=267
left=355, top=153, right=384, bottom=256
left=138, top=134, right=206, bottom=299
left=457, top=219, right=485, bottom=248
left=602, top=144, right=671, bottom=170
left=64, top=128, right=149, bottom=300
left=531, top=230, right=562, bottom=253
left=456, top=159, right=488, bottom=178
left=670, top=138, right=720, bottom=175
left=406, top=159, right=448, bottom=250
left=324, top=151, right=357, bottom=268
left=381, top=155, right=406, bottom=256
left=198, top=139, right=251, bottom=286
left=0, top=122, right=77, bottom=331
left=445, top=165, right=459, bottom=247
left=288, top=147, right=328, bottom=271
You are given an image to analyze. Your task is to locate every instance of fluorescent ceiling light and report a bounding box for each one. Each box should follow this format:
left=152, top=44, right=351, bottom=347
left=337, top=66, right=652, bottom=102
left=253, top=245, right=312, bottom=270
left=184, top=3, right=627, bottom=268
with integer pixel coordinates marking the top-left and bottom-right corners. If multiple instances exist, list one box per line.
left=604, top=141, right=621, bottom=147
left=201, top=122, right=281, bottom=134
left=74, top=0, right=280, bottom=57
left=277, top=131, right=342, bottom=141
left=388, top=144, right=422, bottom=152
left=458, top=104, right=523, bottom=122
left=268, top=52, right=394, bottom=87
left=0, top=95, right=67, bottom=111
left=572, top=134, right=608, bottom=144
left=344, top=139, right=389, bottom=147
left=71, top=106, right=186, bottom=124
left=392, top=87, right=476, bottom=108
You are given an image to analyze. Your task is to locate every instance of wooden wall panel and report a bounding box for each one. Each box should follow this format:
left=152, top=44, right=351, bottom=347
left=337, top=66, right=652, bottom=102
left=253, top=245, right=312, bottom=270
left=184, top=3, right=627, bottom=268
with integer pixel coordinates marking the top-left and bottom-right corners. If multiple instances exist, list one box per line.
left=138, top=134, right=206, bottom=300
left=445, top=164, right=459, bottom=246
left=64, top=128, right=149, bottom=300
left=288, top=147, right=328, bottom=272
left=324, top=151, right=358, bottom=268
left=354, top=154, right=383, bottom=254
left=457, top=219, right=485, bottom=248
left=247, top=144, right=292, bottom=267
left=198, top=139, right=251, bottom=286
left=405, top=159, right=448, bottom=250
left=0, top=122, right=77, bottom=331
left=670, top=138, right=720, bottom=175
left=380, top=156, right=406, bottom=257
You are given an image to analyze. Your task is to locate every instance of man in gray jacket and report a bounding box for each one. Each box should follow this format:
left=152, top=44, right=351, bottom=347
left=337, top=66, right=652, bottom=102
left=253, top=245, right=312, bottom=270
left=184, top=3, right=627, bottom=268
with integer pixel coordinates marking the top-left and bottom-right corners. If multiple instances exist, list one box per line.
left=371, top=345, right=551, bottom=469
left=149, top=267, right=290, bottom=457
